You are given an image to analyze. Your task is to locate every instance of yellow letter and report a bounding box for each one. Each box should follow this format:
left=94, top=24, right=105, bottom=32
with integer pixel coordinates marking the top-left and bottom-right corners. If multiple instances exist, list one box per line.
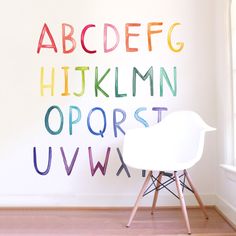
left=61, top=66, right=70, bottom=96
left=40, top=67, right=55, bottom=96
left=168, top=23, right=184, bottom=52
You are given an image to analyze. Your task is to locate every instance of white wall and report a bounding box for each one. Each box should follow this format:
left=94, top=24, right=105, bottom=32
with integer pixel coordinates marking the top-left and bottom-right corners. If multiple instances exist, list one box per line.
left=214, top=0, right=236, bottom=225
left=0, top=0, right=220, bottom=207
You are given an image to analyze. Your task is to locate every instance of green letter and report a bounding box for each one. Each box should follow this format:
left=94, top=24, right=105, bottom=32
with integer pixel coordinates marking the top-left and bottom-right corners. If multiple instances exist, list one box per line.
left=115, top=67, right=127, bottom=97
left=74, top=66, right=89, bottom=97
left=132, top=67, right=153, bottom=96
left=95, top=67, right=110, bottom=97
left=160, top=67, right=177, bottom=96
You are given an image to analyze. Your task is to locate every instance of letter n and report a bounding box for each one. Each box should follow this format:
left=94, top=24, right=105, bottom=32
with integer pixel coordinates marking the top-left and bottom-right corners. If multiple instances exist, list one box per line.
left=160, top=67, right=177, bottom=96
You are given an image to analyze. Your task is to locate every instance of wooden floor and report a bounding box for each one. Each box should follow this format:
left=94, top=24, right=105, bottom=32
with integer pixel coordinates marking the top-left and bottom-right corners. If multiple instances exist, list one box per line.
left=0, top=207, right=235, bottom=236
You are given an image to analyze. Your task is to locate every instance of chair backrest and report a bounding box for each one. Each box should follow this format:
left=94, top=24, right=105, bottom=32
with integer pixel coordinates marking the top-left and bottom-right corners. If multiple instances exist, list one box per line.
left=122, top=111, right=215, bottom=171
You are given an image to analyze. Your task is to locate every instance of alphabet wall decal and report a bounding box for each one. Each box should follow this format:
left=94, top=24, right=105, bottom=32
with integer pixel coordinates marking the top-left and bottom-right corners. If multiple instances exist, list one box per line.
left=34, top=20, right=184, bottom=177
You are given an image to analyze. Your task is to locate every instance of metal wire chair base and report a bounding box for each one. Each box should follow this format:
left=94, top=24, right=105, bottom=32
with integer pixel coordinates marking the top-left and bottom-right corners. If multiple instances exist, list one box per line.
left=143, top=171, right=194, bottom=199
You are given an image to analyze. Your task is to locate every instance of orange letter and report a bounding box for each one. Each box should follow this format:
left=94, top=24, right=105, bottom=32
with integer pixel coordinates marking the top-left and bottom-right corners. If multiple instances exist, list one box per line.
left=62, top=23, right=76, bottom=54
left=167, top=23, right=184, bottom=52
left=37, top=23, right=57, bottom=54
left=147, top=22, right=163, bottom=51
left=125, top=23, right=141, bottom=52
left=61, top=66, right=70, bottom=96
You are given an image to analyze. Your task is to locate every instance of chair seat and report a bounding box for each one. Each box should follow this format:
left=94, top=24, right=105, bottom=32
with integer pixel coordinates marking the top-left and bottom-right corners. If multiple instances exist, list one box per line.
left=122, top=111, right=215, bottom=171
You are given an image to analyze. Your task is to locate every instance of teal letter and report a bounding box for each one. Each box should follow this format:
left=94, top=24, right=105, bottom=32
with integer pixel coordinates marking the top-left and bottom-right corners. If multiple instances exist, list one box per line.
left=132, top=66, right=153, bottom=96
left=115, top=67, right=127, bottom=97
left=69, top=106, right=81, bottom=135
left=160, top=67, right=177, bottom=96
left=44, top=105, right=63, bottom=135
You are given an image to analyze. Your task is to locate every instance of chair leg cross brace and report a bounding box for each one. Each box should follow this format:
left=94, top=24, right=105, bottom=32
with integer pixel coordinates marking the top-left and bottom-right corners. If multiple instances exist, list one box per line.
left=126, top=170, right=208, bottom=235
left=143, top=172, right=193, bottom=199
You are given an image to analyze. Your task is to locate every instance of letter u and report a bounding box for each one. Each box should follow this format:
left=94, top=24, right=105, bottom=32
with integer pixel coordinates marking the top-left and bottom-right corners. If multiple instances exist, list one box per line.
left=33, top=147, right=52, bottom=175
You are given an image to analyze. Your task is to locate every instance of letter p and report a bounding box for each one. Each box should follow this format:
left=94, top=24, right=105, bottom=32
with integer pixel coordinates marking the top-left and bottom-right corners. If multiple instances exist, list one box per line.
left=69, top=106, right=81, bottom=135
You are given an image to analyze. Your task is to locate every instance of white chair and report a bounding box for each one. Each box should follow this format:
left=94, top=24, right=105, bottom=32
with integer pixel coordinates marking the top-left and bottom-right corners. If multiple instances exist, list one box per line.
left=122, top=111, right=215, bottom=235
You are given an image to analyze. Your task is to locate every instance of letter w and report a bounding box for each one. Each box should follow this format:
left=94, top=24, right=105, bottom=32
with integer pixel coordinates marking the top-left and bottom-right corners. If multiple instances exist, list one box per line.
left=88, top=147, right=111, bottom=176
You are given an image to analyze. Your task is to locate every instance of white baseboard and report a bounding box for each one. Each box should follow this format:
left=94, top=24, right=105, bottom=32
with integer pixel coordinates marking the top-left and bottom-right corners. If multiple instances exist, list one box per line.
left=0, top=194, right=235, bottom=228
left=0, top=193, right=216, bottom=208
left=215, top=194, right=236, bottom=226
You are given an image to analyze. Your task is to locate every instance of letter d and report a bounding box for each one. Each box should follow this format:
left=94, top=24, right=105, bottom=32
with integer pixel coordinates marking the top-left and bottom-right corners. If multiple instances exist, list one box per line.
left=104, top=23, right=120, bottom=53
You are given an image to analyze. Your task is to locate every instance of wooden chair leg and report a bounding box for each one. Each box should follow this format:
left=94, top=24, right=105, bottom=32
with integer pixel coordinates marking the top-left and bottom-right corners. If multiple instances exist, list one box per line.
left=174, top=171, right=191, bottom=235
left=126, top=171, right=152, bottom=227
left=184, top=170, right=208, bottom=219
left=151, top=171, right=163, bottom=215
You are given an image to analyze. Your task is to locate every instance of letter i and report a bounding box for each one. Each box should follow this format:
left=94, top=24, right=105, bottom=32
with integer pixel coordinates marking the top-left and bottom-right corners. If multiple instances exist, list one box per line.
left=61, top=66, right=70, bottom=96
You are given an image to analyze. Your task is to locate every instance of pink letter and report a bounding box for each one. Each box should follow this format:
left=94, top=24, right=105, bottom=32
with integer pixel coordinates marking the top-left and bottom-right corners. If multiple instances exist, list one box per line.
left=37, top=23, right=57, bottom=53
left=62, top=23, right=76, bottom=54
left=81, top=24, right=96, bottom=54
left=104, top=23, right=120, bottom=53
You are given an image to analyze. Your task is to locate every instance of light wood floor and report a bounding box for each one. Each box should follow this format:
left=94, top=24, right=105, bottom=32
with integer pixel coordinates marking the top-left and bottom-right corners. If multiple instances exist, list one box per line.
left=0, top=207, right=235, bottom=236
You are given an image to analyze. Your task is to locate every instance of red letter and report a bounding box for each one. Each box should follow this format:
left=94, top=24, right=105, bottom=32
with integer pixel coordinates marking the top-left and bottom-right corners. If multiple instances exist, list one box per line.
left=37, top=23, right=57, bottom=53
left=147, top=22, right=163, bottom=51
left=125, top=23, right=141, bottom=52
left=81, top=24, right=96, bottom=54
left=104, top=23, right=120, bottom=53
left=62, top=23, right=76, bottom=54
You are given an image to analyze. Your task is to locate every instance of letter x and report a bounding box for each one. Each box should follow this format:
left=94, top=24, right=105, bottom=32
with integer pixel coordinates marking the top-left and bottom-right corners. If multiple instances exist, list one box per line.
left=116, top=148, right=131, bottom=177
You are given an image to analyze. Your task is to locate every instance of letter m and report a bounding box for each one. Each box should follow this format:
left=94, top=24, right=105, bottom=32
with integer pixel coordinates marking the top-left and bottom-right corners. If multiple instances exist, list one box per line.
left=132, top=66, right=153, bottom=96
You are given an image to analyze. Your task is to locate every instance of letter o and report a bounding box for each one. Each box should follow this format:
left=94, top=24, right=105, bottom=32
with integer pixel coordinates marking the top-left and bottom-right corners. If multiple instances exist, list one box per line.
left=44, top=105, right=64, bottom=135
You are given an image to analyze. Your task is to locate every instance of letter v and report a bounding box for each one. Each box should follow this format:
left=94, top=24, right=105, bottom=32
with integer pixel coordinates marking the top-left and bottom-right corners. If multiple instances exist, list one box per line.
left=60, top=147, right=79, bottom=175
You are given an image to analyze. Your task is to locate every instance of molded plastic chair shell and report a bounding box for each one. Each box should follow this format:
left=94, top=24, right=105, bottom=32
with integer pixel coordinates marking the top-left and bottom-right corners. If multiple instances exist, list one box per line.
left=122, top=111, right=215, bottom=172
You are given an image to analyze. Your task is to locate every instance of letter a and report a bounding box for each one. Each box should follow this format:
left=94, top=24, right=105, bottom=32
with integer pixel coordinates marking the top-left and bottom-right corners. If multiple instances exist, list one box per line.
left=37, top=23, right=58, bottom=53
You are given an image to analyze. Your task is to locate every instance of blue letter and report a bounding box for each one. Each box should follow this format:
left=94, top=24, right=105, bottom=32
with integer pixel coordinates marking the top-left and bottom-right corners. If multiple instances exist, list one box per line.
left=87, top=107, right=107, bottom=137
left=134, top=107, right=149, bottom=127
left=113, top=108, right=126, bottom=137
